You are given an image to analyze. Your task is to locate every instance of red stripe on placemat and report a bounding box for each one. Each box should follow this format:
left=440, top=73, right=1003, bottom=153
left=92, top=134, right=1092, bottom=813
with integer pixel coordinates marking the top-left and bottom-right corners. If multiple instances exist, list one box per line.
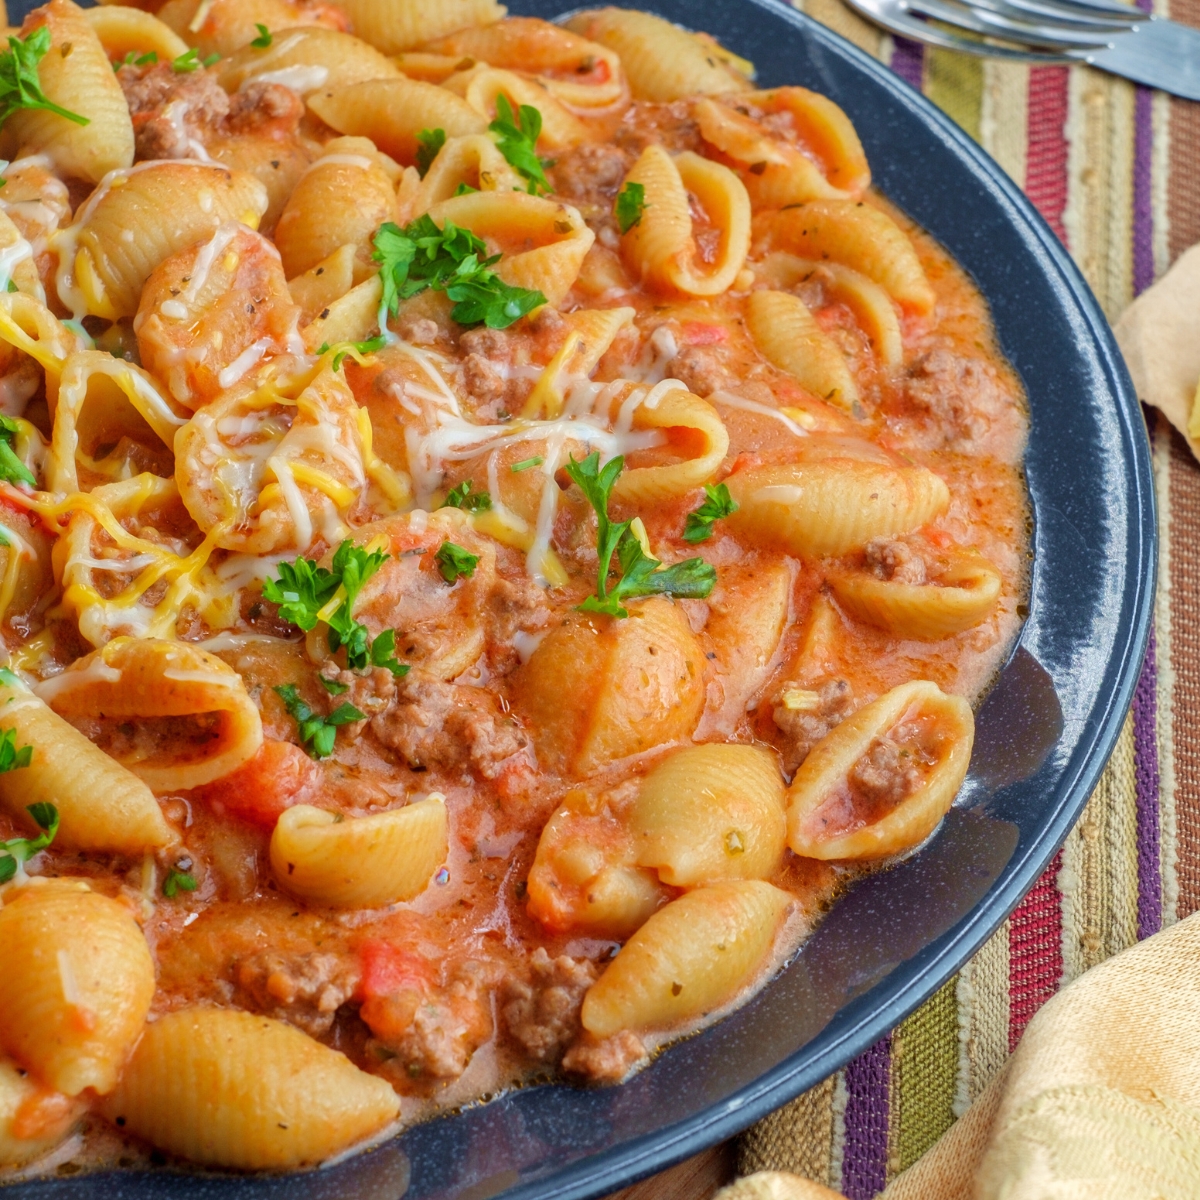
left=1025, top=67, right=1070, bottom=247
left=1008, top=851, right=1063, bottom=1051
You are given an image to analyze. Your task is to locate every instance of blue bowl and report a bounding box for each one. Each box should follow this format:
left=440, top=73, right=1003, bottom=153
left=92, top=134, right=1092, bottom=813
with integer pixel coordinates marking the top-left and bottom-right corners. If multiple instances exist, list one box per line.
left=8, top=0, right=1154, bottom=1197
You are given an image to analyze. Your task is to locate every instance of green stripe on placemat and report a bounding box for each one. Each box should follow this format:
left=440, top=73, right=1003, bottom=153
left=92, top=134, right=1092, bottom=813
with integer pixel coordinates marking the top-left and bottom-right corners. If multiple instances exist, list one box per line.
left=888, top=977, right=959, bottom=1176
left=924, top=50, right=983, bottom=142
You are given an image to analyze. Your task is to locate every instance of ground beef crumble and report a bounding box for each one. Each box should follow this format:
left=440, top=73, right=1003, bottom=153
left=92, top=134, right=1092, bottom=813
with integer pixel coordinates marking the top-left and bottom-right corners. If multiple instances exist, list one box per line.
left=234, top=950, right=360, bottom=1037
left=772, top=677, right=855, bottom=774
left=501, top=950, right=598, bottom=1063
left=864, top=538, right=927, bottom=585
left=562, top=1030, right=648, bottom=1082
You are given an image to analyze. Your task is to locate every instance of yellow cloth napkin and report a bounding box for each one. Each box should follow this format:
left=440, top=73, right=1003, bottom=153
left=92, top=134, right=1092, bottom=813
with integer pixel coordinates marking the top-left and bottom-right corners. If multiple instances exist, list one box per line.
left=1116, top=244, right=1200, bottom=462
left=717, top=912, right=1200, bottom=1199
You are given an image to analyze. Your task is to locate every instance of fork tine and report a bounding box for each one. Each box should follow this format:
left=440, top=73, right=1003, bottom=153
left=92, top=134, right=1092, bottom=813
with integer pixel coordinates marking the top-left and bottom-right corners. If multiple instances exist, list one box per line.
left=839, top=0, right=1081, bottom=59
left=968, top=0, right=1141, bottom=31
left=1005, top=0, right=1144, bottom=19
left=905, top=0, right=1119, bottom=48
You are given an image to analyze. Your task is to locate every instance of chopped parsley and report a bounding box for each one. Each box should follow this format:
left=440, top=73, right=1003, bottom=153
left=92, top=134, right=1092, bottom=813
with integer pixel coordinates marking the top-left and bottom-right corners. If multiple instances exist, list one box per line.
left=566, top=451, right=717, bottom=618
left=162, top=864, right=197, bottom=898
left=250, top=24, right=273, bottom=49
left=435, top=541, right=479, bottom=584
left=319, top=675, right=349, bottom=695
left=440, top=479, right=491, bottom=513
left=454, top=182, right=478, bottom=196
left=172, top=48, right=220, bottom=73
left=263, top=541, right=409, bottom=676
left=0, top=27, right=89, bottom=130
left=511, top=456, right=543, bottom=472
left=414, top=127, right=445, bottom=177
left=371, top=216, right=545, bottom=330
left=488, top=95, right=553, bottom=195
left=274, top=684, right=365, bottom=759
left=0, top=416, right=34, bottom=487
left=683, top=482, right=738, bottom=543
left=615, top=182, right=646, bottom=234
left=0, top=798, right=54, bottom=885
left=113, top=50, right=157, bottom=71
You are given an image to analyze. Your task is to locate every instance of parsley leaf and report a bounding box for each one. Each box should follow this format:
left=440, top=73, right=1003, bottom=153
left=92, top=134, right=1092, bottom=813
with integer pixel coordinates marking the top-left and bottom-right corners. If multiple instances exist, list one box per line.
left=683, top=482, right=738, bottom=543
left=488, top=95, right=551, bottom=195
left=369, top=627, right=409, bottom=677
left=113, top=50, right=157, bottom=71
left=250, top=23, right=272, bottom=49
left=0, top=27, right=90, bottom=130
left=162, top=865, right=197, bottom=898
left=0, top=416, right=33, bottom=487
left=615, top=181, right=646, bottom=234
left=274, top=683, right=365, bottom=759
left=440, top=479, right=491, bottom=513
left=319, top=675, right=349, bottom=695
left=324, top=540, right=388, bottom=668
left=371, top=217, right=545, bottom=330
left=172, top=48, right=219, bottom=73
left=435, top=541, right=479, bottom=584
left=454, top=181, right=478, bottom=196
left=415, top=127, right=445, bottom=178
left=262, top=555, right=339, bottom=631
left=566, top=451, right=717, bottom=617
left=0, top=796, right=53, bottom=885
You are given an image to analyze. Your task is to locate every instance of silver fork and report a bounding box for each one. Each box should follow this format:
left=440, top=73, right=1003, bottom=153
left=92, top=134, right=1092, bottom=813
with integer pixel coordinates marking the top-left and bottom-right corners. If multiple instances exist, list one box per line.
left=838, top=0, right=1200, bottom=98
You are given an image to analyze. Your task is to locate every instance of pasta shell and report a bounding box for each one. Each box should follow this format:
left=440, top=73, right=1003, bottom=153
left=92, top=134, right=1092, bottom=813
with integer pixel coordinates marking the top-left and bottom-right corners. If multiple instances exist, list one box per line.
left=53, top=162, right=269, bottom=319
left=0, top=880, right=154, bottom=1096
left=101, top=1007, right=401, bottom=1168
left=84, top=6, right=190, bottom=64
left=8, top=0, right=134, bottom=186
left=744, top=87, right=870, bottom=196
left=306, top=78, right=488, bottom=167
left=756, top=200, right=935, bottom=314
left=631, top=744, right=787, bottom=887
left=47, top=351, right=189, bottom=494
left=270, top=798, right=449, bottom=908
left=175, top=363, right=369, bottom=554
left=0, top=676, right=172, bottom=853
left=828, top=551, right=1002, bottom=640
left=287, top=242, right=358, bottom=323
left=40, top=637, right=264, bottom=792
left=448, top=66, right=591, bottom=149
left=621, top=146, right=750, bottom=297
left=580, top=880, right=793, bottom=1037
left=605, top=387, right=729, bottom=504
left=425, top=18, right=627, bottom=113
left=427, top=191, right=595, bottom=308
left=746, top=289, right=859, bottom=410
left=411, top=133, right=522, bottom=210
left=333, top=0, right=504, bottom=53
left=724, top=461, right=950, bottom=557
left=517, top=597, right=706, bottom=778
left=755, top=252, right=903, bottom=367
left=528, top=786, right=668, bottom=938
left=563, top=8, right=751, bottom=101
left=0, top=293, right=84, bottom=413
left=786, top=679, right=974, bottom=860
left=694, top=98, right=846, bottom=207
left=157, top=0, right=348, bottom=58
left=0, top=1058, right=81, bottom=1168
left=216, top=27, right=401, bottom=96
left=274, top=138, right=398, bottom=280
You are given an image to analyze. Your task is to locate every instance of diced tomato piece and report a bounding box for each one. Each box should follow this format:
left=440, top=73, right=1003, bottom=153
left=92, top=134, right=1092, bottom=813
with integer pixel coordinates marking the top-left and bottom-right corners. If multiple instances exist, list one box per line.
left=194, top=738, right=316, bottom=828
left=681, top=321, right=728, bottom=346
left=357, top=940, right=432, bottom=1000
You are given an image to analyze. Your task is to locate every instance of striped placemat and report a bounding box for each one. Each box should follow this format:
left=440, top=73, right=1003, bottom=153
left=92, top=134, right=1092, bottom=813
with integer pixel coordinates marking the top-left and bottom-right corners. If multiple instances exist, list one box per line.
left=737, top=4, right=1197, bottom=1192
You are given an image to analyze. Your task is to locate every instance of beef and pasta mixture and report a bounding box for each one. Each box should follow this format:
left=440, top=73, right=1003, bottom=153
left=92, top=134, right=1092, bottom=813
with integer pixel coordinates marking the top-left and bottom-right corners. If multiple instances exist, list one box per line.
left=0, top=0, right=1027, bottom=1179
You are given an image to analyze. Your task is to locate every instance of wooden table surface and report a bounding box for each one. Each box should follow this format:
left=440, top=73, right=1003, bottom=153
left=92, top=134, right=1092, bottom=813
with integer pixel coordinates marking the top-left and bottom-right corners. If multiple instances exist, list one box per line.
left=605, top=1144, right=735, bottom=1200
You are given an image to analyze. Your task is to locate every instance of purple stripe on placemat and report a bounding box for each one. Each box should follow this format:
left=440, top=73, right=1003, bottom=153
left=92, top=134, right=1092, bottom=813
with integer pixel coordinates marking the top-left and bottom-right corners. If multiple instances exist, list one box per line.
left=889, top=38, right=924, bottom=91
left=1132, top=85, right=1154, bottom=295
left=841, top=1037, right=891, bottom=1199
left=1134, top=616, right=1162, bottom=938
